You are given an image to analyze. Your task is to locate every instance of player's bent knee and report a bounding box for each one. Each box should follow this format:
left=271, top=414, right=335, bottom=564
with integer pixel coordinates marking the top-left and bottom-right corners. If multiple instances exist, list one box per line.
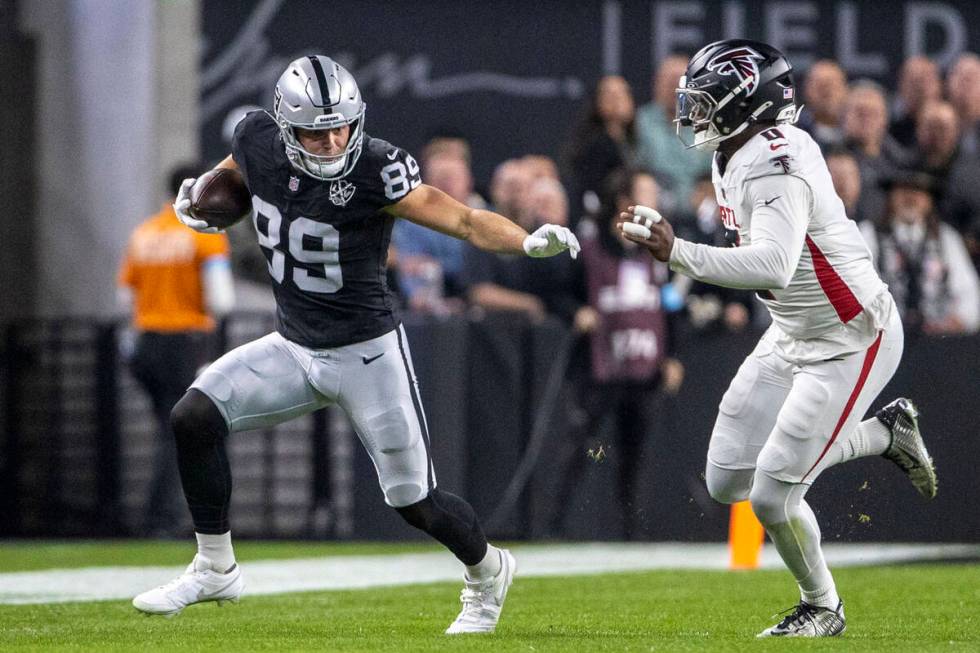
left=386, top=482, right=428, bottom=508
left=170, top=389, right=227, bottom=445
left=705, top=462, right=753, bottom=504
left=706, top=478, right=750, bottom=504
left=748, top=476, right=793, bottom=526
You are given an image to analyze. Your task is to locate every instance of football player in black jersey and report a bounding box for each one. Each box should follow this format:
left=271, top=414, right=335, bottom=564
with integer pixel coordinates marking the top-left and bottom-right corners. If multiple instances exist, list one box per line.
left=132, top=55, right=578, bottom=633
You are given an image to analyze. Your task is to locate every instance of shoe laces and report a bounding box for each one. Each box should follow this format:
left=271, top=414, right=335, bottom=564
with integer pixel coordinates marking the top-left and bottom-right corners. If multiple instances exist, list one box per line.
left=460, top=582, right=491, bottom=604
left=458, top=579, right=494, bottom=616
left=773, top=602, right=816, bottom=630
left=155, top=557, right=212, bottom=592
left=155, top=569, right=202, bottom=595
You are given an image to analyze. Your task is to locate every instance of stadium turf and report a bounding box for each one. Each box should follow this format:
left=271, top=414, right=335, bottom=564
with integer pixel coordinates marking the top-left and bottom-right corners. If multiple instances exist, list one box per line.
left=0, top=542, right=977, bottom=652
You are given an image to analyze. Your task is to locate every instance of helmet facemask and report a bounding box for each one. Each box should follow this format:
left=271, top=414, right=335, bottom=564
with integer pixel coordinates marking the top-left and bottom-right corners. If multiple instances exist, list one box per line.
left=674, top=75, right=765, bottom=151
left=277, top=101, right=365, bottom=180
left=675, top=81, right=725, bottom=150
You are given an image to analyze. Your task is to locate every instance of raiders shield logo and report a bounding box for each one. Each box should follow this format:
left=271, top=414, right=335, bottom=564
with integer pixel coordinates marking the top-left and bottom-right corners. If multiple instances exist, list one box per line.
left=329, top=180, right=356, bottom=207
left=288, top=176, right=300, bottom=192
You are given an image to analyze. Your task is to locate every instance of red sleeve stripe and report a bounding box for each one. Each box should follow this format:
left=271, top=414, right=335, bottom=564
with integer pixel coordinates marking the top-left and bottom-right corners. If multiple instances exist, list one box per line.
left=805, top=235, right=862, bottom=323
left=800, top=330, right=883, bottom=483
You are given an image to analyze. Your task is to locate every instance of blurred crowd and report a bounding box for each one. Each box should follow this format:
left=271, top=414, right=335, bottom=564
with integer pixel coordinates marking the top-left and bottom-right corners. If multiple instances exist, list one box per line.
left=385, top=51, right=980, bottom=339
left=126, top=51, right=980, bottom=541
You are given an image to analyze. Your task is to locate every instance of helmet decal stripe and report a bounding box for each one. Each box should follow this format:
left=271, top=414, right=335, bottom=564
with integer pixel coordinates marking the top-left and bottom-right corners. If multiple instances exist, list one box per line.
left=307, top=56, right=331, bottom=112
left=275, top=55, right=366, bottom=180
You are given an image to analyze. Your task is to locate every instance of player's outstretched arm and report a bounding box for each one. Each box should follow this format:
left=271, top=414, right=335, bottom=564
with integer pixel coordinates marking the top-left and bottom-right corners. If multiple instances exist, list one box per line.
left=623, top=177, right=809, bottom=290
left=388, top=184, right=579, bottom=258
left=672, top=176, right=809, bottom=290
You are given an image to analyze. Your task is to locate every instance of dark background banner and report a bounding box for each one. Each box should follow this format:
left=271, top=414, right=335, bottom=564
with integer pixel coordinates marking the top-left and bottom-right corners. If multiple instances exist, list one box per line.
left=201, top=0, right=980, bottom=183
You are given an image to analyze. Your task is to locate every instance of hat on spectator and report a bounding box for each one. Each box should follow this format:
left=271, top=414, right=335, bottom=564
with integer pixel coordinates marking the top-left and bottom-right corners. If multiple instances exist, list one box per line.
left=879, top=168, right=937, bottom=195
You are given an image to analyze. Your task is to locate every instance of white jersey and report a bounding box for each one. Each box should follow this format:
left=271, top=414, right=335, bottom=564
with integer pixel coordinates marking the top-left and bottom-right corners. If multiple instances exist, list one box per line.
left=669, top=125, right=894, bottom=363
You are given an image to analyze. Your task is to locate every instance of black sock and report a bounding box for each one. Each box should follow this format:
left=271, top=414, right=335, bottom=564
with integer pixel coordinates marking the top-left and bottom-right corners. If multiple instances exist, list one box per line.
left=395, top=489, right=488, bottom=565
left=171, top=389, right=232, bottom=534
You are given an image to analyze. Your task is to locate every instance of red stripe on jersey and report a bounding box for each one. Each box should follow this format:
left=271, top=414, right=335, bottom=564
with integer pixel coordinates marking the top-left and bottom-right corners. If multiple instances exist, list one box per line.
left=800, top=331, right=883, bottom=483
left=805, top=235, right=862, bottom=323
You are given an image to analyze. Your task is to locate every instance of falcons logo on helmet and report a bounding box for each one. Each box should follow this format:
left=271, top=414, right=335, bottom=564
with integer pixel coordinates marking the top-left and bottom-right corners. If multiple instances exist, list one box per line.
left=707, top=47, right=766, bottom=96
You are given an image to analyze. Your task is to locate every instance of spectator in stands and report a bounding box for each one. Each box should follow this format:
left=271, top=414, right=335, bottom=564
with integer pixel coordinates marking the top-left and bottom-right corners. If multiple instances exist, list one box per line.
left=550, top=168, right=683, bottom=540
left=526, top=177, right=569, bottom=227
left=826, top=148, right=864, bottom=223
left=513, top=155, right=563, bottom=229
left=842, top=81, right=910, bottom=225
left=890, top=56, right=942, bottom=149
left=671, top=174, right=754, bottom=331
left=946, top=52, right=980, bottom=156
left=521, top=154, right=560, bottom=183
left=421, top=134, right=472, bottom=167
left=392, top=142, right=486, bottom=314
left=117, top=163, right=235, bottom=537
left=462, top=177, right=579, bottom=324
left=489, top=158, right=531, bottom=220
left=635, top=54, right=713, bottom=211
left=911, top=100, right=980, bottom=241
left=564, top=75, right=637, bottom=225
left=860, top=170, right=980, bottom=335
left=798, top=59, right=848, bottom=149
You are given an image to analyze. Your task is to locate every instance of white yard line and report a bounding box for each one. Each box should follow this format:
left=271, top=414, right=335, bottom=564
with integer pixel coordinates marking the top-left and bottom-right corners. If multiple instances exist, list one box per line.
left=0, top=542, right=976, bottom=605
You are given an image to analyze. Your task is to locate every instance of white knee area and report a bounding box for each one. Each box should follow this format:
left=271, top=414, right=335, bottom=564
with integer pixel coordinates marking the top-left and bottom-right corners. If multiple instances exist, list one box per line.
left=705, top=463, right=753, bottom=504
left=385, top=481, right=428, bottom=508
left=748, top=473, right=798, bottom=527
left=360, top=406, right=430, bottom=508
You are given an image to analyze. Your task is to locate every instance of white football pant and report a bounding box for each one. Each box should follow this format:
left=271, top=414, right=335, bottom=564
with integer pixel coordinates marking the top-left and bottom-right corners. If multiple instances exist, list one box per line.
left=192, top=325, right=434, bottom=507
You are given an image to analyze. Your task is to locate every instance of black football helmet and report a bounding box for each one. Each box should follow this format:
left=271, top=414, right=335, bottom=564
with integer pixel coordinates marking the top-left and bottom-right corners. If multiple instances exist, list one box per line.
left=675, top=39, right=800, bottom=151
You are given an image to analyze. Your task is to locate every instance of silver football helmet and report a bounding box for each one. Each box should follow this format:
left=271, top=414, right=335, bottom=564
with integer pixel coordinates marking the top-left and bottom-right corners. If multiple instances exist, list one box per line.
left=273, top=55, right=366, bottom=180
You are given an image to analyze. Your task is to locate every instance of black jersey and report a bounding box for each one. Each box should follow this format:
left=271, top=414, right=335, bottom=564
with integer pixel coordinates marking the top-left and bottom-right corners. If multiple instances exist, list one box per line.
left=232, top=111, right=421, bottom=348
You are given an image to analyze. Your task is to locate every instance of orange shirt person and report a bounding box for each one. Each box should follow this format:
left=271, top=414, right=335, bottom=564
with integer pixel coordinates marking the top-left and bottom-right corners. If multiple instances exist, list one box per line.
left=119, top=208, right=233, bottom=332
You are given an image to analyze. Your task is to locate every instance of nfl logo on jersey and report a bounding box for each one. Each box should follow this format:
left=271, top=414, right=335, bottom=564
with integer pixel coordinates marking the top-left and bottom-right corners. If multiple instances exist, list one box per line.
left=329, top=179, right=357, bottom=206
left=288, top=176, right=300, bottom=192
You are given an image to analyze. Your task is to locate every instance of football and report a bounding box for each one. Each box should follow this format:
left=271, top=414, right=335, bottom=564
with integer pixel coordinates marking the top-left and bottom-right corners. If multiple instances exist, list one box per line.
left=190, top=168, right=252, bottom=229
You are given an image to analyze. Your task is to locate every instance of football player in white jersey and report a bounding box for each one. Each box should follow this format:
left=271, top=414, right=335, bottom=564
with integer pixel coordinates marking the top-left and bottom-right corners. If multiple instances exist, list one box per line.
left=620, top=40, right=937, bottom=638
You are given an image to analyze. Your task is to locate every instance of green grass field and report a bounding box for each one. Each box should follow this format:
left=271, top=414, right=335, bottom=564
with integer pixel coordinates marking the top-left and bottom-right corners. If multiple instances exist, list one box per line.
left=0, top=541, right=977, bottom=652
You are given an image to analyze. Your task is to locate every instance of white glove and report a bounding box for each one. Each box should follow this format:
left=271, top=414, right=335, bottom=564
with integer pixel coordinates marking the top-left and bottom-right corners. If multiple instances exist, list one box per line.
left=173, top=178, right=222, bottom=234
left=522, top=224, right=581, bottom=259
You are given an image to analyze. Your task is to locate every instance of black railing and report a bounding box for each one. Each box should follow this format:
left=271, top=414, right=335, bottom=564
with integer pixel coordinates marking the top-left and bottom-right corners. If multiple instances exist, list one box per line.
left=1, top=314, right=978, bottom=542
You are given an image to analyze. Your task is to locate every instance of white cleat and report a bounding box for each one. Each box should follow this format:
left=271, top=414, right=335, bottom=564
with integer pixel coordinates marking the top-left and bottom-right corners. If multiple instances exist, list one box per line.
left=132, top=554, right=244, bottom=617
left=445, top=549, right=516, bottom=634
left=757, top=600, right=846, bottom=638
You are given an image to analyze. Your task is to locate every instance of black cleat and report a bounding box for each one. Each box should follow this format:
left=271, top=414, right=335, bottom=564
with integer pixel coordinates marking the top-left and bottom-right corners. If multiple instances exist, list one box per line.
left=757, top=601, right=846, bottom=638
left=876, top=398, right=938, bottom=499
